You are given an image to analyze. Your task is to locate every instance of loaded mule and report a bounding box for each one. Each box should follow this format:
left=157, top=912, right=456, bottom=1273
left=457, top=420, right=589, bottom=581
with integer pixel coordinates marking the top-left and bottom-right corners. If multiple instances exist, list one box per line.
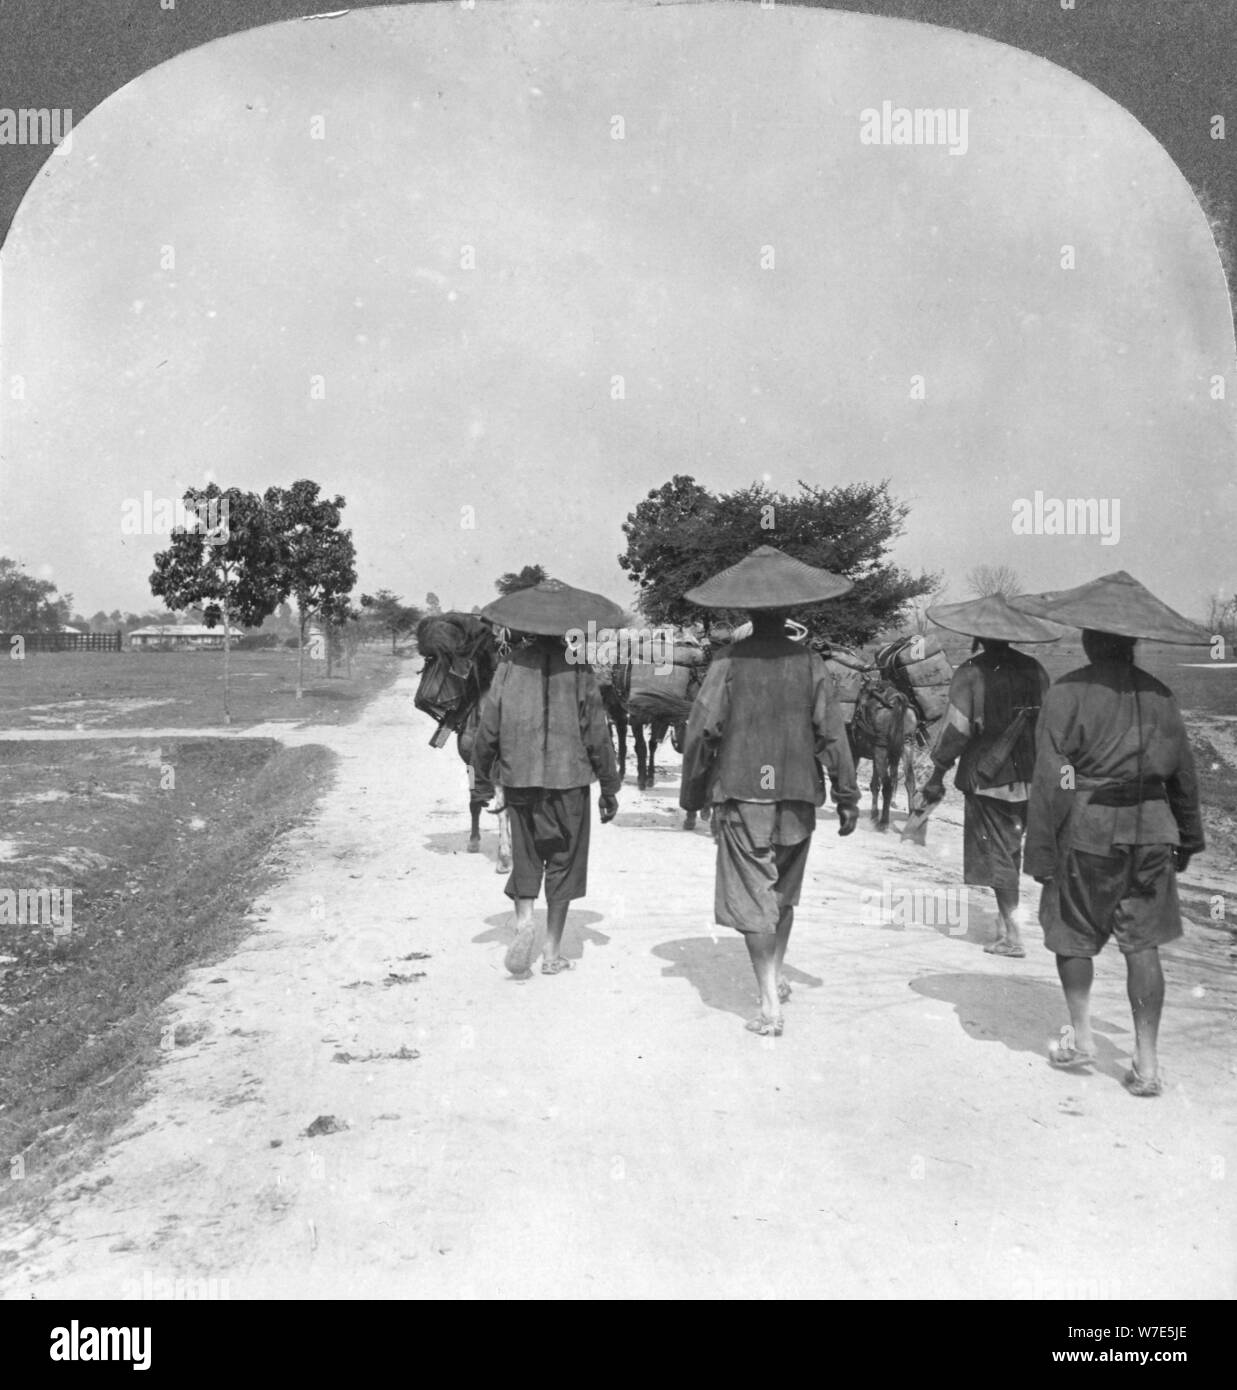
left=413, top=612, right=512, bottom=873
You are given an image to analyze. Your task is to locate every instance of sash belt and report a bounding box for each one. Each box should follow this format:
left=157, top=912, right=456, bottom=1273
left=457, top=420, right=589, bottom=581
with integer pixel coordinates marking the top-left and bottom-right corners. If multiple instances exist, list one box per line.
left=1085, top=777, right=1167, bottom=807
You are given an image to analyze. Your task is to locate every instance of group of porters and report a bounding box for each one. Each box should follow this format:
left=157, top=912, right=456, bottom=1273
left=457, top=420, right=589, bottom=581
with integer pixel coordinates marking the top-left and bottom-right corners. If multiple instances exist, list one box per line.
left=414, top=546, right=1206, bottom=1097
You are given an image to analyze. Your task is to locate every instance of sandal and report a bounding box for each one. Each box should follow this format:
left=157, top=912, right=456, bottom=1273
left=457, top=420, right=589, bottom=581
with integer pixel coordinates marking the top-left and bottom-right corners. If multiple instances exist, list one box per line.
left=745, top=1014, right=783, bottom=1037
left=1122, top=1064, right=1163, bottom=1098
left=984, top=940, right=1026, bottom=958
left=1048, top=1027, right=1096, bottom=1070
left=540, top=957, right=574, bottom=975
left=503, top=920, right=539, bottom=976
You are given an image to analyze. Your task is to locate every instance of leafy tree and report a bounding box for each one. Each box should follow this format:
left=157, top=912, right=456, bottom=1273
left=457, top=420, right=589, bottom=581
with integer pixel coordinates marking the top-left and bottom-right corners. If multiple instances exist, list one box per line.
left=0, top=557, right=72, bottom=631
left=425, top=592, right=441, bottom=615
left=265, top=481, right=358, bottom=698
left=149, top=485, right=284, bottom=723
left=618, top=476, right=938, bottom=646
left=495, top=563, right=548, bottom=595
left=360, top=590, right=422, bottom=652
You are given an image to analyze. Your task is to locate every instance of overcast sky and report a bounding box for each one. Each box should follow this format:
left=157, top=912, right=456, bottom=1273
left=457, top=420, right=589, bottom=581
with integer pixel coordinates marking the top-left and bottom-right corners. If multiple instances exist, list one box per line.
left=1, top=0, right=1234, bottom=620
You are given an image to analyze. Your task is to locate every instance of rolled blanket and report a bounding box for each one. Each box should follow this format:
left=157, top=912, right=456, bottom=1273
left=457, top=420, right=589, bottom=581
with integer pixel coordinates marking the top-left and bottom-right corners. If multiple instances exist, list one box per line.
left=626, top=689, right=696, bottom=723
left=416, top=612, right=487, bottom=659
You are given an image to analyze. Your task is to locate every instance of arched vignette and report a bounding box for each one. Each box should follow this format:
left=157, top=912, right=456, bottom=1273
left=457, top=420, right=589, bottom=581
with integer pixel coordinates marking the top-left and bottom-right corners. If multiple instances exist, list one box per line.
left=0, top=0, right=1232, bottom=262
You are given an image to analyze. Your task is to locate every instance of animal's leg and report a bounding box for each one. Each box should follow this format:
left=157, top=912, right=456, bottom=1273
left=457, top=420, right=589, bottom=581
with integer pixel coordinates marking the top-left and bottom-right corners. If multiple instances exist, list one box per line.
left=903, top=738, right=917, bottom=813
left=634, top=723, right=649, bottom=790
left=494, top=783, right=512, bottom=874
left=878, top=750, right=893, bottom=829
left=468, top=799, right=482, bottom=851
left=683, top=808, right=697, bottom=830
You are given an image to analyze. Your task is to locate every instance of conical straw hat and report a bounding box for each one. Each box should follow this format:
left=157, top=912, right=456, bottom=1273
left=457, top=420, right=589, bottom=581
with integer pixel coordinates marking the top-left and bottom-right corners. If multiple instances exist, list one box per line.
left=684, top=545, right=851, bottom=610
left=927, top=593, right=1064, bottom=643
left=1011, top=571, right=1210, bottom=644
left=479, top=579, right=625, bottom=637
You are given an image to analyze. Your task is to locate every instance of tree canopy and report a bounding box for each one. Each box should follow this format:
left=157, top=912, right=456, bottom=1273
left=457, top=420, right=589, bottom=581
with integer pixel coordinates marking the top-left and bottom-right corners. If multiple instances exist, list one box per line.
left=618, top=476, right=938, bottom=646
left=0, top=557, right=73, bottom=632
left=495, top=564, right=548, bottom=596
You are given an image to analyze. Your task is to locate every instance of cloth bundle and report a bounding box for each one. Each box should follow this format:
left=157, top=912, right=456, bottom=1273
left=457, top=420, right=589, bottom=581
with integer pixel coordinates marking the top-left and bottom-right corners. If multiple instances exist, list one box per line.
left=875, top=634, right=954, bottom=724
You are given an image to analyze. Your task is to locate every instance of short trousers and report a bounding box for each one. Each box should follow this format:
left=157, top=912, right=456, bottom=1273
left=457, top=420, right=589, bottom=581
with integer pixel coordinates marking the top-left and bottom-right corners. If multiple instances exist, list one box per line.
left=712, top=804, right=811, bottom=935
left=503, top=785, right=591, bottom=904
left=963, top=794, right=1026, bottom=893
left=1039, top=843, right=1182, bottom=957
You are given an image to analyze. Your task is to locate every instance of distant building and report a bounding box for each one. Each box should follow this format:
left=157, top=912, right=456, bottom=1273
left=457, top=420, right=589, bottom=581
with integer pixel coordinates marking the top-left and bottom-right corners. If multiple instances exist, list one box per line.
left=128, top=623, right=241, bottom=651
left=60, top=624, right=82, bottom=634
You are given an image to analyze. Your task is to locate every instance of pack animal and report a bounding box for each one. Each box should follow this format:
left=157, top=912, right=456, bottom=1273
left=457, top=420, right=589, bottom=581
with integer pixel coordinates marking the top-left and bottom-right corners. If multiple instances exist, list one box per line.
left=847, top=673, right=919, bottom=829
left=413, top=613, right=512, bottom=872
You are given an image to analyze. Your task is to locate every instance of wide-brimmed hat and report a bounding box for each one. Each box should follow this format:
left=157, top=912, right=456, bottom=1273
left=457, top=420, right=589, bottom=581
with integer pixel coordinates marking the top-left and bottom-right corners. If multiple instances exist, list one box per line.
left=1011, top=571, right=1210, bottom=644
left=684, top=545, right=851, bottom=610
left=479, top=578, right=625, bottom=637
left=927, top=594, right=1064, bottom=644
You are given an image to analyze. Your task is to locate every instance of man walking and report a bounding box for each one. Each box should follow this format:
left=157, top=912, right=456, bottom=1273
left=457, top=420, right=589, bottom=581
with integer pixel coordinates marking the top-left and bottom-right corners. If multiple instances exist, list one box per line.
left=1016, top=572, right=1206, bottom=1096
left=917, top=595, right=1060, bottom=957
left=473, top=578, right=624, bottom=977
left=679, top=546, right=860, bottom=1037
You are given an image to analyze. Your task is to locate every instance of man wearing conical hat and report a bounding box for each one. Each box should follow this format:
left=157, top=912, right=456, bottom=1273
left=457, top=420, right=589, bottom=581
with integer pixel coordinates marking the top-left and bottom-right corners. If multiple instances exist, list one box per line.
left=1015, top=573, right=1206, bottom=1097
left=919, top=595, right=1061, bottom=958
left=679, top=546, right=860, bottom=1037
left=473, top=579, right=624, bottom=977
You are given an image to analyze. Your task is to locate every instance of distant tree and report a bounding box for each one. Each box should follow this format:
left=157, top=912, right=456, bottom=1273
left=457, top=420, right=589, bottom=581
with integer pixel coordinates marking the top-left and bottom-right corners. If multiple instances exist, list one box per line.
left=150, top=485, right=284, bottom=723
left=0, top=557, right=72, bottom=632
left=265, top=481, right=358, bottom=699
left=965, top=564, right=1022, bottom=600
left=425, top=592, right=441, bottom=615
left=908, top=575, right=951, bottom=636
left=618, top=476, right=938, bottom=646
left=325, top=600, right=367, bottom=678
left=88, top=609, right=111, bottom=632
left=495, top=564, right=548, bottom=596
left=360, top=590, right=422, bottom=652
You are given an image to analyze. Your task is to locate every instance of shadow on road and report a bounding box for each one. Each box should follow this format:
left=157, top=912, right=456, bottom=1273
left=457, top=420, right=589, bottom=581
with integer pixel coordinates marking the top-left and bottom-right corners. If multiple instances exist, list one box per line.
left=474, top=909, right=610, bottom=962
left=652, top=936, right=824, bottom=1019
left=909, top=972, right=1130, bottom=1077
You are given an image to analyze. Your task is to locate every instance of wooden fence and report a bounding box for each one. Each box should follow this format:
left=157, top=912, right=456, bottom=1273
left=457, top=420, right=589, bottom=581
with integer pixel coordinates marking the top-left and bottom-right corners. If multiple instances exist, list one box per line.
left=1, top=631, right=122, bottom=653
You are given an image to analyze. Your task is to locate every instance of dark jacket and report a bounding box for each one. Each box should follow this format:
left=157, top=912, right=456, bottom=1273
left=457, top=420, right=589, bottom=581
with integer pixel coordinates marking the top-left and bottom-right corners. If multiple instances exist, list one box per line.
left=472, top=640, right=620, bottom=795
left=932, top=647, right=1049, bottom=793
left=679, top=634, right=858, bottom=812
left=1023, top=661, right=1204, bottom=878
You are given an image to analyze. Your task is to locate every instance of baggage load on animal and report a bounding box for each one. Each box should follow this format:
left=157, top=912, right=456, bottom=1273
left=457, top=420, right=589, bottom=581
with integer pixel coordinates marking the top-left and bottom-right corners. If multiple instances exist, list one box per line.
left=817, top=641, right=873, bottom=727
left=624, top=657, right=697, bottom=722
left=875, top=633, right=953, bottom=726
left=413, top=611, right=496, bottom=735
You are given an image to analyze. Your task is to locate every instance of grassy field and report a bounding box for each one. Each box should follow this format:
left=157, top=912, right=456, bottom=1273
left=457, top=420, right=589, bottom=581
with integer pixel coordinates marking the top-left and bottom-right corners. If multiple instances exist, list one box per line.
left=0, top=645, right=408, bottom=1218
left=0, top=736, right=337, bottom=1221
left=0, top=644, right=406, bottom=730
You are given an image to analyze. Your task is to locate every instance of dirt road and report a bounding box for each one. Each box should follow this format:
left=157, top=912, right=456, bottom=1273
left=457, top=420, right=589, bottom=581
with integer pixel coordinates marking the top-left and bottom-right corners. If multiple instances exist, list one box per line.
left=3, top=674, right=1234, bottom=1299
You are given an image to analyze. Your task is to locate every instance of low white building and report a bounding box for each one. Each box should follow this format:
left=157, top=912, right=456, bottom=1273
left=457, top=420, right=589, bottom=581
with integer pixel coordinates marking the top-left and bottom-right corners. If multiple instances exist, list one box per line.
left=128, top=623, right=241, bottom=651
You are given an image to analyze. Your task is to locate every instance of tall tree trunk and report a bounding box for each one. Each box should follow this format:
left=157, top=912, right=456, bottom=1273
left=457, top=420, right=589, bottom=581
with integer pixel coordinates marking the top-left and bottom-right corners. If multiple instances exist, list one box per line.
left=326, top=618, right=335, bottom=679
left=296, top=610, right=306, bottom=699
left=222, top=598, right=233, bottom=726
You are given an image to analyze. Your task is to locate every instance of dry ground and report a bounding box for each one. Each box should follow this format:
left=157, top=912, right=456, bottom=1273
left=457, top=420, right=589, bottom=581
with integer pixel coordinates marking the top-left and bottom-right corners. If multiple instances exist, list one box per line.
left=1, top=671, right=1233, bottom=1300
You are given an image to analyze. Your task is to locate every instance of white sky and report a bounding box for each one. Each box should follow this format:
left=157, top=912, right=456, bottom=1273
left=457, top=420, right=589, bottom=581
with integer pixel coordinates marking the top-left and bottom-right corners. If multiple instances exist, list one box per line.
left=1, top=0, right=1234, bottom=618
